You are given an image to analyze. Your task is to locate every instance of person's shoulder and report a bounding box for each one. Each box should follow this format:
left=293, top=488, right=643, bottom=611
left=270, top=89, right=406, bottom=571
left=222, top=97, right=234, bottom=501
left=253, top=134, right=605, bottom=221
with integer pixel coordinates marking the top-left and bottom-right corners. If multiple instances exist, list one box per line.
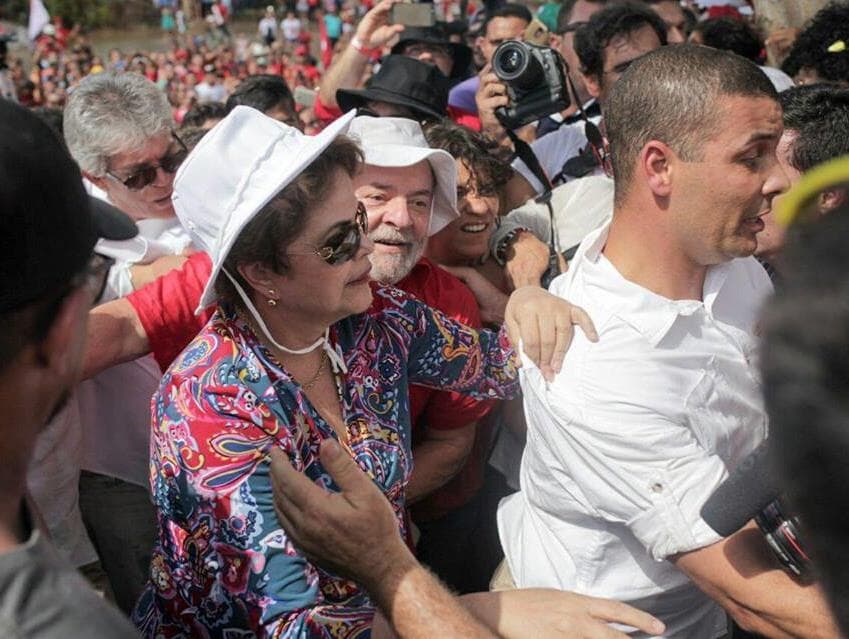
left=404, top=258, right=478, bottom=319
left=163, top=310, right=240, bottom=382
left=0, top=535, right=137, bottom=638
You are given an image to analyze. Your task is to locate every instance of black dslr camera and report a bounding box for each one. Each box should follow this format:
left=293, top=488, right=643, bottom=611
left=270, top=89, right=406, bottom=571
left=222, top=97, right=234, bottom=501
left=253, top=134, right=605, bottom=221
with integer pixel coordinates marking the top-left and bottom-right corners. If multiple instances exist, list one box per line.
left=492, top=40, right=570, bottom=130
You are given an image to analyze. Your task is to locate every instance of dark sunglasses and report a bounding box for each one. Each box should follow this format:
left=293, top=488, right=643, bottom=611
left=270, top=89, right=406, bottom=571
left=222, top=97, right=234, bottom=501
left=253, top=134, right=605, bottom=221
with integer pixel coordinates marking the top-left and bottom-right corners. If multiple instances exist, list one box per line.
left=106, top=133, right=188, bottom=191
left=291, top=202, right=368, bottom=266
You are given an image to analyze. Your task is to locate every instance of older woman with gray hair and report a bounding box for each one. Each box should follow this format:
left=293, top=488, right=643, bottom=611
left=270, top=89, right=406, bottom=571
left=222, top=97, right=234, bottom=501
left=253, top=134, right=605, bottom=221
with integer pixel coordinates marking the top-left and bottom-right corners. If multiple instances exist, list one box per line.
left=131, top=107, right=663, bottom=638
left=59, top=71, right=193, bottom=613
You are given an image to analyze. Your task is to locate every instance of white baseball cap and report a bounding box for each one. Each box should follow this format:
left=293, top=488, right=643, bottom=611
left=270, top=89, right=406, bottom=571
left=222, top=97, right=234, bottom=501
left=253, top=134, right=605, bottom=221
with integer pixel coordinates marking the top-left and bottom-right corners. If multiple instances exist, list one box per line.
left=347, top=116, right=458, bottom=236
left=172, top=106, right=356, bottom=312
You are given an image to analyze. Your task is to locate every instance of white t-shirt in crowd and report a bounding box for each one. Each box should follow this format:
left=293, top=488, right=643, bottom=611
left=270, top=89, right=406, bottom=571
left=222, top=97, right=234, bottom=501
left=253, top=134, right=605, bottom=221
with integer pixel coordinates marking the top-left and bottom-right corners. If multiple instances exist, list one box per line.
left=281, top=16, right=301, bottom=41
left=498, top=221, right=772, bottom=638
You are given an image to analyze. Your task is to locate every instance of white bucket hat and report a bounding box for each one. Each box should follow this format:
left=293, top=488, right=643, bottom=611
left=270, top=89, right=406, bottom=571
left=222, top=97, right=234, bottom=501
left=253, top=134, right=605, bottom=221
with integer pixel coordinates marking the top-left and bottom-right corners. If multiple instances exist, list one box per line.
left=346, top=116, right=458, bottom=236
left=172, top=105, right=356, bottom=313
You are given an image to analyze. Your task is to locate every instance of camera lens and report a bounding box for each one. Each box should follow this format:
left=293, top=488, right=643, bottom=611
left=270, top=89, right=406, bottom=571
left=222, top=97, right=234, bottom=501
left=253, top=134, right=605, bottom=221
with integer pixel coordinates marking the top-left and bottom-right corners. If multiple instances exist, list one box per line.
left=501, top=48, right=524, bottom=75
left=493, top=41, right=544, bottom=91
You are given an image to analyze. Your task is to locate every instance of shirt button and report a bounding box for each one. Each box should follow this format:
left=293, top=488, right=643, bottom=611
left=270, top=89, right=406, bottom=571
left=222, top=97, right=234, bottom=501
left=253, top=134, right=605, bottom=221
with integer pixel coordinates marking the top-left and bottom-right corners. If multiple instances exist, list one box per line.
left=651, top=482, right=663, bottom=493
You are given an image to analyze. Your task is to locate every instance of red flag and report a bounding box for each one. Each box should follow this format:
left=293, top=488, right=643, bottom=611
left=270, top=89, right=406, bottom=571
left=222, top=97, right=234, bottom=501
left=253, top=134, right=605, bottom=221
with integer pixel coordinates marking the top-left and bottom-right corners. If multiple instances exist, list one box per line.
left=318, top=17, right=332, bottom=69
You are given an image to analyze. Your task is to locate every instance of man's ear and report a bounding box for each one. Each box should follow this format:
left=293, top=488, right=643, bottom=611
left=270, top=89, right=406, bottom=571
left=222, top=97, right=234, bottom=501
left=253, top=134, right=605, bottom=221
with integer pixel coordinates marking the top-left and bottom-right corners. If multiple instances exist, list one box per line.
left=819, top=188, right=848, bottom=215
left=237, top=261, right=282, bottom=302
left=582, top=71, right=601, bottom=100
left=83, top=170, right=109, bottom=193
left=640, top=140, right=675, bottom=199
left=36, top=287, right=88, bottom=378
left=549, top=33, right=562, bottom=50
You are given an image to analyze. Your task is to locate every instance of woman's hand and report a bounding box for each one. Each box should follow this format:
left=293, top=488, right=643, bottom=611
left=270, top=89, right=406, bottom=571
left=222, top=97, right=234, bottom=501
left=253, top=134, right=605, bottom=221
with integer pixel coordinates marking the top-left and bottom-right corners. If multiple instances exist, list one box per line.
left=466, top=588, right=665, bottom=639
left=504, top=286, right=597, bottom=382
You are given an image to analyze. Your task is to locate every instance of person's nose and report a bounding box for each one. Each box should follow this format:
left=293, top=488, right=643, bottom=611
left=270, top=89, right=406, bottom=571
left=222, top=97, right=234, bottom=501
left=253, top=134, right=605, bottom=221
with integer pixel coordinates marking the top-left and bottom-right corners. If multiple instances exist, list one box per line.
left=382, top=195, right=414, bottom=230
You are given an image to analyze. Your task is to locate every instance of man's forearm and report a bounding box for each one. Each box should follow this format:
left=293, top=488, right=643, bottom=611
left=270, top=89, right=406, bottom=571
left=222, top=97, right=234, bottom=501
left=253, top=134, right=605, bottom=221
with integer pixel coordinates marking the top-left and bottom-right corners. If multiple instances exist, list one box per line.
left=317, top=45, right=370, bottom=110
left=83, top=298, right=150, bottom=379
left=406, top=424, right=475, bottom=503
left=675, top=523, right=841, bottom=638
left=368, top=551, right=495, bottom=639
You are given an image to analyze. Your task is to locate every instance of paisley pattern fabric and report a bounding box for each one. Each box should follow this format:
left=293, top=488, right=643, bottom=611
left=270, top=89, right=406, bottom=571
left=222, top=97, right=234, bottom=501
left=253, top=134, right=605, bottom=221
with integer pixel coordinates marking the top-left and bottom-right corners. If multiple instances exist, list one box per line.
left=133, top=286, right=518, bottom=638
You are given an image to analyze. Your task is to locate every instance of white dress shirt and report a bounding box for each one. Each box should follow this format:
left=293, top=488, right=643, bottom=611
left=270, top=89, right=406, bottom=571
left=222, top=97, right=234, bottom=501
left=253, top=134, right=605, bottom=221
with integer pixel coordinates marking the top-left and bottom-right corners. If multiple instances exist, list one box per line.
left=498, top=222, right=772, bottom=638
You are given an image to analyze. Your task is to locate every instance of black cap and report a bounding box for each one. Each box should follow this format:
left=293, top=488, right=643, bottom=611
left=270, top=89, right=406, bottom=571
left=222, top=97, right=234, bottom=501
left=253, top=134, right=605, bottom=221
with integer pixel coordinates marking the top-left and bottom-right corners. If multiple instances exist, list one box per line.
left=390, top=25, right=473, bottom=81
left=337, top=55, right=450, bottom=121
left=0, top=99, right=137, bottom=312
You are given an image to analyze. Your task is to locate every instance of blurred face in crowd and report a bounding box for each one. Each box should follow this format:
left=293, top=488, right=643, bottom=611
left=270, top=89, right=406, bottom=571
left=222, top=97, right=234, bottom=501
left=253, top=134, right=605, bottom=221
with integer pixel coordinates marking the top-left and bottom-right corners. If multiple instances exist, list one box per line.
left=648, top=1, right=687, bottom=44
left=478, top=15, right=529, bottom=66
left=553, top=0, right=606, bottom=105
left=669, top=95, right=788, bottom=265
left=755, top=130, right=800, bottom=261
left=92, top=132, right=181, bottom=221
left=427, top=160, right=499, bottom=265
left=584, top=25, right=663, bottom=104
left=400, top=41, right=454, bottom=77
left=354, top=161, right=434, bottom=284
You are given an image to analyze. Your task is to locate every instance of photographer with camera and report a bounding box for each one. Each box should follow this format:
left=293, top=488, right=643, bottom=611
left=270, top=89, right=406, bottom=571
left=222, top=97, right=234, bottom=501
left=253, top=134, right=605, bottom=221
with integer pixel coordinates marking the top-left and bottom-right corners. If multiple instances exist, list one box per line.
left=500, top=2, right=667, bottom=203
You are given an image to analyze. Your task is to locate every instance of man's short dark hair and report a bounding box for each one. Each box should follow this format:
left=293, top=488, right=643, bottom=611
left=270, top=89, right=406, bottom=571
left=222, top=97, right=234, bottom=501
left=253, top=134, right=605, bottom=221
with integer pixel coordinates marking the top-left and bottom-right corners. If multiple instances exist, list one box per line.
left=760, top=204, right=849, bottom=637
left=782, top=1, right=849, bottom=84
left=605, top=44, right=778, bottom=203
left=556, top=0, right=608, bottom=33
left=780, top=84, right=849, bottom=173
left=694, top=17, right=764, bottom=62
left=181, top=101, right=227, bottom=129
left=574, top=1, right=667, bottom=79
left=225, top=74, right=295, bottom=116
left=482, top=3, right=532, bottom=36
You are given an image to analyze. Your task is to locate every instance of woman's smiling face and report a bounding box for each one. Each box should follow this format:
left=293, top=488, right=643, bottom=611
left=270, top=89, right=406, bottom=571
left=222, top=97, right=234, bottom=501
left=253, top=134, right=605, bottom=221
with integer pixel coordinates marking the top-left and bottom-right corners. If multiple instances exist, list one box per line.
left=428, top=160, right=499, bottom=265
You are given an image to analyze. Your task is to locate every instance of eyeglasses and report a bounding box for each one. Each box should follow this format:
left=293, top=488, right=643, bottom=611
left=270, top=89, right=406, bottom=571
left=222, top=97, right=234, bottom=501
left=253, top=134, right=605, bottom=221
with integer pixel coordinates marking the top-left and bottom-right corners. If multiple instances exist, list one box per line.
left=71, top=252, right=115, bottom=305
left=290, top=202, right=368, bottom=266
left=556, top=21, right=586, bottom=35
left=106, top=132, right=188, bottom=191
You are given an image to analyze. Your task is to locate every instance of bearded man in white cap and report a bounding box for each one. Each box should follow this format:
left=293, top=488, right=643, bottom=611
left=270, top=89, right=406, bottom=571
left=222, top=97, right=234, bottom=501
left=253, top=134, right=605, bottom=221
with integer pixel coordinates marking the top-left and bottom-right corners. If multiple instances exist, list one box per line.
left=347, top=116, right=501, bottom=592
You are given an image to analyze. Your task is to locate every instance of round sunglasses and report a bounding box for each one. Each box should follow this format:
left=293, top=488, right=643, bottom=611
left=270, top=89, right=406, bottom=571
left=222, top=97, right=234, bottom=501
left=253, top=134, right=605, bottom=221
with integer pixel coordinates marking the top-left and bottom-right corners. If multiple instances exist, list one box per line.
left=106, top=133, right=188, bottom=191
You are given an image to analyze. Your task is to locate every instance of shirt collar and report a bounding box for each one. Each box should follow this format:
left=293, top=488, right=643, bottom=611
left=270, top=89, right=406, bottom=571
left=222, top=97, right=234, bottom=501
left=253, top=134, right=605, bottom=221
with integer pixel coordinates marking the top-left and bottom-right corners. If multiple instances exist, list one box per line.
left=572, top=222, right=733, bottom=347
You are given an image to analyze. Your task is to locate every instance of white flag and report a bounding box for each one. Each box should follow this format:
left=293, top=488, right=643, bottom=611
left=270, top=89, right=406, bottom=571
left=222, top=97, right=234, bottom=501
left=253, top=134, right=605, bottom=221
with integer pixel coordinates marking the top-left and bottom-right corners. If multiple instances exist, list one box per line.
left=28, top=0, right=50, bottom=42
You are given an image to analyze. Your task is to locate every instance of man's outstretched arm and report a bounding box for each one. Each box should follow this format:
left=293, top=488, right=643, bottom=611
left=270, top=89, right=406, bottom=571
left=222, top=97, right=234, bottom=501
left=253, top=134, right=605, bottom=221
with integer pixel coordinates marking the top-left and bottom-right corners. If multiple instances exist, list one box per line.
left=270, top=440, right=663, bottom=639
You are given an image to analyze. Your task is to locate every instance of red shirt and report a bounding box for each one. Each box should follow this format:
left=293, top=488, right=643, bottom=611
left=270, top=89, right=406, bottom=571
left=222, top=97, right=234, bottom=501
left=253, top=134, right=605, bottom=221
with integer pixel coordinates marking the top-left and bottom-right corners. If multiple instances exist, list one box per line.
left=127, top=254, right=494, bottom=518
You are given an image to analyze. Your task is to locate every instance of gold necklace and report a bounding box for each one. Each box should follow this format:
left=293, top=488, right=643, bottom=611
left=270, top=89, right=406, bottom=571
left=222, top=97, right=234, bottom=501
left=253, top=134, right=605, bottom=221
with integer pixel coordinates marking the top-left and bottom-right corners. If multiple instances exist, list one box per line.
left=299, top=350, right=327, bottom=391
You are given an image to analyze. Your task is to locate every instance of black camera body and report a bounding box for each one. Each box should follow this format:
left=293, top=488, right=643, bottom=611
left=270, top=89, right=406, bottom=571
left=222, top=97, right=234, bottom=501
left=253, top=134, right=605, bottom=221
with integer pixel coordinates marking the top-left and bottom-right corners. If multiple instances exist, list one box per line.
left=492, top=40, right=570, bottom=130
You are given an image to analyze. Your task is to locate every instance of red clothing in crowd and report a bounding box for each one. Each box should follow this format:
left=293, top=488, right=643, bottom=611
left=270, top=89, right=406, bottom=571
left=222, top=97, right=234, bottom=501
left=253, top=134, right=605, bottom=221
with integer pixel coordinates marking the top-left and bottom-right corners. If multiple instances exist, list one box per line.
left=126, top=253, right=494, bottom=518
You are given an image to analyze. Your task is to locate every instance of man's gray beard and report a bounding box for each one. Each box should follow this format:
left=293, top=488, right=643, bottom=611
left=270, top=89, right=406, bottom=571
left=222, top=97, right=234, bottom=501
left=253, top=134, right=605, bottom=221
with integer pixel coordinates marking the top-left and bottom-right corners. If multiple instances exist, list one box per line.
left=367, top=237, right=426, bottom=285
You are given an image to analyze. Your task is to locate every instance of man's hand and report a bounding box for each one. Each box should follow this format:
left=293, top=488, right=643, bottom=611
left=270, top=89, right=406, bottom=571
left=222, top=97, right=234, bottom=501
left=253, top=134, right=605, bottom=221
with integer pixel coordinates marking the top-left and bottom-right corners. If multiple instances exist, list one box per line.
left=270, top=439, right=407, bottom=589
left=440, top=265, right=509, bottom=325
left=476, top=65, right=511, bottom=145
left=504, top=286, right=597, bottom=381
left=354, top=0, right=405, bottom=50
left=504, top=231, right=567, bottom=289
left=764, top=27, right=799, bottom=65
left=465, top=588, right=666, bottom=639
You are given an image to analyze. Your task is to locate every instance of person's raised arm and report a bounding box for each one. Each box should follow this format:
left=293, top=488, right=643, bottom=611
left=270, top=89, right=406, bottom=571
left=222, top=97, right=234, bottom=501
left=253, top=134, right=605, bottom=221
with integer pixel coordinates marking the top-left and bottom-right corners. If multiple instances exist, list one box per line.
left=317, top=0, right=404, bottom=110
left=270, top=440, right=494, bottom=639
left=673, top=523, right=840, bottom=638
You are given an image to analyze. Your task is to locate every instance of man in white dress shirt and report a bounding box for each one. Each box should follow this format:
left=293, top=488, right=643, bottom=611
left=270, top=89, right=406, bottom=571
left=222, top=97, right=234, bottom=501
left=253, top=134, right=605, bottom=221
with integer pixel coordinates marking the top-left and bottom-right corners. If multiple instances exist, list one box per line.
left=497, top=45, right=839, bottom=638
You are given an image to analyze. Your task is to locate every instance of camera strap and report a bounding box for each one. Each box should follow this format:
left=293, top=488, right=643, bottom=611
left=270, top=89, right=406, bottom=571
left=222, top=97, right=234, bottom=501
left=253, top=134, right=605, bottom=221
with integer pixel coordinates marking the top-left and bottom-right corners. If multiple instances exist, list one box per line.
left=505, top=127, right=560, bottom=284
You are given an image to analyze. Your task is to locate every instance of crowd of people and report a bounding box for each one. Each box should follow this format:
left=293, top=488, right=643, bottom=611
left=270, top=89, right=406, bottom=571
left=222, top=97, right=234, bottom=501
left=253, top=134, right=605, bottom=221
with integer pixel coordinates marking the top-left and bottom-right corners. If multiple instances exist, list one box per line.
left=3, top=0, right=849, bottom=637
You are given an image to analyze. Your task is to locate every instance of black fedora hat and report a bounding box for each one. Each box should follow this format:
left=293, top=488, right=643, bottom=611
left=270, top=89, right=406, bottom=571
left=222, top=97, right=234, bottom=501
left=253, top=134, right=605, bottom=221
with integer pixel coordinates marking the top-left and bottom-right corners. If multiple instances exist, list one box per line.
left=390, top=25, right=473, bottom=81
left=337, top=55, right=450, bottom=122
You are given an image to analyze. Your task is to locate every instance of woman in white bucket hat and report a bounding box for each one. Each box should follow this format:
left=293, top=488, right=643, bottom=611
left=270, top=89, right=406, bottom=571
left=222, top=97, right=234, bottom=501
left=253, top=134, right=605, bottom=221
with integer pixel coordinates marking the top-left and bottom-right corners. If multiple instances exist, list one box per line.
left=132, top=106, right=662, bottom=639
